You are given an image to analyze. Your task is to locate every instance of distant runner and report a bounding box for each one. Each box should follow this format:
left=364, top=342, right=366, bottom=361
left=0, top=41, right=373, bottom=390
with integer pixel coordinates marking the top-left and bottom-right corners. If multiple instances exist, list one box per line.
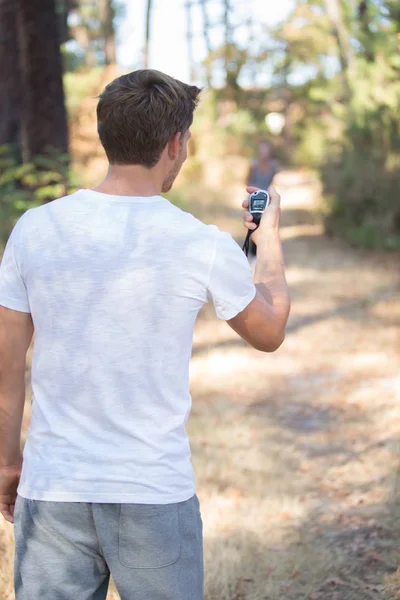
left=246, top=140, right=279, bottom=260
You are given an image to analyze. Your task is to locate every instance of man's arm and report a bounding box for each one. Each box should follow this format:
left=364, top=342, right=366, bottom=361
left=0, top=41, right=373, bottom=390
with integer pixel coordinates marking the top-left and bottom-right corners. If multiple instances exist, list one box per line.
left=0, top=306, right=33, bottom=523
left=227, top=186, right=290, bottom=352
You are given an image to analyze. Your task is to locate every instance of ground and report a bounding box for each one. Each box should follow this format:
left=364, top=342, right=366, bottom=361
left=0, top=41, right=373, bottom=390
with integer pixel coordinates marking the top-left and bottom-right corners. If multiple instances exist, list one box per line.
left=0, top=169, right=399, bottom=600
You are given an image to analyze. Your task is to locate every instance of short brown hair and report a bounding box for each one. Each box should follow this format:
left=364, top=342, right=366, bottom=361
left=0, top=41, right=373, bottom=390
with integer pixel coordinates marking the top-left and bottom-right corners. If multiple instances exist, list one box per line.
left=97, top=70, right=201, bottom=167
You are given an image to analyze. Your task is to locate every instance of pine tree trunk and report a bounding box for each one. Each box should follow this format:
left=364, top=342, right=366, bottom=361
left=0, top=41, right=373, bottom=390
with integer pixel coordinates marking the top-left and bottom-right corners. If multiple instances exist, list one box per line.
left=199, top=0, right=212, bottom=87
left=144, top=0, right=153, bottom=68
left=104, top=0, right=116, bottom=65
left=185, top=1, right=195, bottom=81
left=16, top=0, right=69, bottom=161
left=0, top=0, right=21, bottom=151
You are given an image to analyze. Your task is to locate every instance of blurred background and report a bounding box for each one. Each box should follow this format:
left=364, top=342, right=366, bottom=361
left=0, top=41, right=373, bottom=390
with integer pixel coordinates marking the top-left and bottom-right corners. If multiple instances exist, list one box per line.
left=0, top=1, right=399, bottom=599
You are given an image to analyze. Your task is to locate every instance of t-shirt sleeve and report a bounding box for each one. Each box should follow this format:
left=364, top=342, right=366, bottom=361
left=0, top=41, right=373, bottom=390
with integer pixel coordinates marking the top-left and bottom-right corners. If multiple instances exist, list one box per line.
left=207, top=231, right=256, bottom=321
left=0, top=218, right=30, bottom=313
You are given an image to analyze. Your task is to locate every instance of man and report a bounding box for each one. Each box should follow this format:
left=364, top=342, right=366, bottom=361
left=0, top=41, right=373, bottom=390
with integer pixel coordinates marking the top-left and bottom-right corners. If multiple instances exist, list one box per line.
left=0, top=69, right=290, bottom=600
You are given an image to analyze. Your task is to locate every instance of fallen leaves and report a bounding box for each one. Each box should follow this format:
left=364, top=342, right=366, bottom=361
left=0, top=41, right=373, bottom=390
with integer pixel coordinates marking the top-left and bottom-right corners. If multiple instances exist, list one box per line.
left=290, top=569, right=301, bottom=579
left=384, top=568, right=400, bottom=600
left=366, top=550, right=385, bottom=563
left=323, top=577, right=346, bottom=586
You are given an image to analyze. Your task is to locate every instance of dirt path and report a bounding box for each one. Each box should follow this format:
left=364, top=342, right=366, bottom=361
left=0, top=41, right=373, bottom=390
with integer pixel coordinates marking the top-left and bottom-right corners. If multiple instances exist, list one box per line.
left=0, top=170, right=399, bottom=600
left=187, top=170, right=400, bottom=600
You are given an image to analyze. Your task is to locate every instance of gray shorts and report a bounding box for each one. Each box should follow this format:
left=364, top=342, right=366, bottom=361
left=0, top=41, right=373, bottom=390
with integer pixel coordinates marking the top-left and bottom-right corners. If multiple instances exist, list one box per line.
left=14, top=494, right=203, bottom=600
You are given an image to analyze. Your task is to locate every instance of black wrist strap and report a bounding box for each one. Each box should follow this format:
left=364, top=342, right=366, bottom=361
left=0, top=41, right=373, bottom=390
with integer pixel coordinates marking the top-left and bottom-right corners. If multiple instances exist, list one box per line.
left=242, top=230, right=251, bottom=256
left=242, top=227, right=257, bottom=257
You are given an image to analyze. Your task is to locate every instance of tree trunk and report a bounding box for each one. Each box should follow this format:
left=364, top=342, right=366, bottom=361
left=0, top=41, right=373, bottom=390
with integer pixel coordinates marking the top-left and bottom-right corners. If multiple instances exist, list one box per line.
left=16, top=0, right=69, bottom=161
left=0, top=0, right=21, bottom=151
left=324, top=0, right=354, bottom=96
left=223, top=0, right=231, bottom=85
left=199, top=0, right=212, bottom=87
left=358, top=0, right=374, bottom=62
left=144, top=0, right=153, bottom=68
left=185, top=1, right=195, bottom=81
left=57, top=0, right=78, bottom=45
left=99, top=0, right=116, bottom=65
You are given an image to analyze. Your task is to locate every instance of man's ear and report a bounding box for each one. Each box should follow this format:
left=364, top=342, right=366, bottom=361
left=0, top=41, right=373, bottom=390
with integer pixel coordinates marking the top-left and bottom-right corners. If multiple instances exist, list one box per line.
left=167, top=132, right=182, bottom=160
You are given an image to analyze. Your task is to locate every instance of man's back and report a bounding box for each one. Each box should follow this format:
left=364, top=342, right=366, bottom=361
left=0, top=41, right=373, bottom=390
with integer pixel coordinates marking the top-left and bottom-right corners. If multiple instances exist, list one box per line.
left=2, top=189, right=255, bottom=503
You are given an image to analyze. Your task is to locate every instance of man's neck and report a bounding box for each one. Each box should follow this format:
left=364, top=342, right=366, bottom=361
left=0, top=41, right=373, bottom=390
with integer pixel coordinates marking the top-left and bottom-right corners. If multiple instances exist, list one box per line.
left=92, top=164, right=163, bottom=197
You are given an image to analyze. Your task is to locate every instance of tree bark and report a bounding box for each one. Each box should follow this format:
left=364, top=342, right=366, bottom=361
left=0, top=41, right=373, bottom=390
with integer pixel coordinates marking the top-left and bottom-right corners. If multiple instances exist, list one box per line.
left=0, top=0, right=21, bottom=150
left=16, top=0, right=69, bottom=161
left=144, top=0, right=153, bottom=68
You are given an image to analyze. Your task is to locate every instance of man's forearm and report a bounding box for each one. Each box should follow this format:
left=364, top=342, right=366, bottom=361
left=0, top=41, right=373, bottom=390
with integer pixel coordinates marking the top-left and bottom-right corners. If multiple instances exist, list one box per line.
left=254, top=231, right=290, bottom=324
left=0, top=373, right=25, bottom=468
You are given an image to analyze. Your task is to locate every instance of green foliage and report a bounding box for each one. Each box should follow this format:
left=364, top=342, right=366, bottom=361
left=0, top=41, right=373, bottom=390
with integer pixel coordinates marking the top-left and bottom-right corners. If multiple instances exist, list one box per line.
left=323, top=157, right=400, bottom=249
left=321, top=49, right=400, bottom=249
left=191, top=89, right=262, bottom=166
left=223, top=109, right=258, bottom=137
left=0, top=147, right=79, bottom=245
left=270, top=0, right=400, bottom=249
left=292, top=113, right=332, bottom=167
left=64, top=67, right=104, bottom=118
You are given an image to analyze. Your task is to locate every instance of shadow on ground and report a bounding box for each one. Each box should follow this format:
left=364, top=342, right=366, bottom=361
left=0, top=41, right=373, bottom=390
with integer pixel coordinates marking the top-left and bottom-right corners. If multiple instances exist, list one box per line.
left=192, top=280, right=400, bottom=359
left=203, top=499, right=400, bottom=600
left=191, top=370, right=400, bottom=600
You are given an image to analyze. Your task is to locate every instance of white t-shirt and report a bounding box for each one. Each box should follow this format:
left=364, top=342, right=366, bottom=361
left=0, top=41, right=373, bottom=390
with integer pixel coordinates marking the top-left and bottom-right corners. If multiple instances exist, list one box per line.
left=0, top=190, right=256, bottom=503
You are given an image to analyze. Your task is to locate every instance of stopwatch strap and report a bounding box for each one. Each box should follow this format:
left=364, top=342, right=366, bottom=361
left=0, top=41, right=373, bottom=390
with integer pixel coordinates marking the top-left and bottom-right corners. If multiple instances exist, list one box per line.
left=242, top=229, right=252, bottom=256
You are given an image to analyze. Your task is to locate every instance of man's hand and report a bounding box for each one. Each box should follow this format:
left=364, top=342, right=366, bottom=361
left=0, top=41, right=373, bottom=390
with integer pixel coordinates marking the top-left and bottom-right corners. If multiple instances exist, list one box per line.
left=242, top=185, right=281, bottom=246
left=0, top=463, right=21, bottom=523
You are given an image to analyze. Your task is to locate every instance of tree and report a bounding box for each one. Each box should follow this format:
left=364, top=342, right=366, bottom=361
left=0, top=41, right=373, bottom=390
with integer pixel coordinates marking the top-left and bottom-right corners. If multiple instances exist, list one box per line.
left=57, top=0, right=78, bottom=45
left=199, top=0, right=213, bottom=87
left=223, top=0, right=232, bottom=86
left=185, top=1, right=195, bottom=81
left=67, top=0, right=117, bottom=69
left=324, top=0, right=354, bottom=95
left=71, top=0, right=99, bottom=68
left=0, top=0, right=21, bottom=150
left=16, top=0, right=69, bottom=161
left=144, top=0, right=153, bottom=68
left=99, top=0, right=117, bottom=65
